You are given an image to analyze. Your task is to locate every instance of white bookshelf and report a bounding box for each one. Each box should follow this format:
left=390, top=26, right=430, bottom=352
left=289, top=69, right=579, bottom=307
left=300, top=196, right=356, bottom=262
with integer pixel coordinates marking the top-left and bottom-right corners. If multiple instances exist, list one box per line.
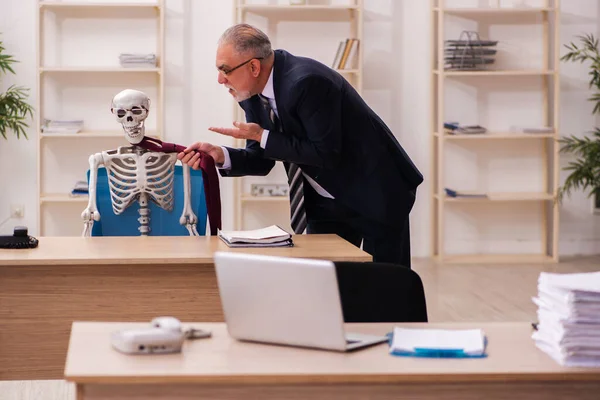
left=431, top=0, right=560, bottom=263
left=36, top=0, right=165, bottom=236
left=232, top=0, right=363, bottom=231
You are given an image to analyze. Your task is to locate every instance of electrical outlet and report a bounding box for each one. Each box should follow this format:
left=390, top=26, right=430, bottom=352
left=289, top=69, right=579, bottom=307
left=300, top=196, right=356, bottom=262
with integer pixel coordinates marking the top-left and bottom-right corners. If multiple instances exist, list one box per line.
left=10, top=204, right=24, bottom=219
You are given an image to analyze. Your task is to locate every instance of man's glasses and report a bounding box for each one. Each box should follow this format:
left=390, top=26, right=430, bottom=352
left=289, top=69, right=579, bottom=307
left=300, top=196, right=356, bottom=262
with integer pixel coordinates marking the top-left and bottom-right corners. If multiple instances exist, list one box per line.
left=219, top=57, right=264, bottom=76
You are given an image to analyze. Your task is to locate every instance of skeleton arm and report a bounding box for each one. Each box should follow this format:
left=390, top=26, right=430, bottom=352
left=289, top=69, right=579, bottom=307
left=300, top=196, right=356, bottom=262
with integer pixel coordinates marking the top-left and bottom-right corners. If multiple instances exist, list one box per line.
left=81, top=153, right=105, bottom=237
left=179, top=163, right=199, bottom=236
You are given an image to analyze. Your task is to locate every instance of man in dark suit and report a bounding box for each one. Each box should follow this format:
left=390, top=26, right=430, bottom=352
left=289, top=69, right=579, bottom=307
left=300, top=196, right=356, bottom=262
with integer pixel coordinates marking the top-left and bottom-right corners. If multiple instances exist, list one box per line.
left=178, top=24, right=423, bottom=267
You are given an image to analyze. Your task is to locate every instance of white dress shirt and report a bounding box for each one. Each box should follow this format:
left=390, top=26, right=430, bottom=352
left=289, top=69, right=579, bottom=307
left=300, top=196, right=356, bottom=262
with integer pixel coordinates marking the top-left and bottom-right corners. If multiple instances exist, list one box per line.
left=220, top=66, right=334, bottom=199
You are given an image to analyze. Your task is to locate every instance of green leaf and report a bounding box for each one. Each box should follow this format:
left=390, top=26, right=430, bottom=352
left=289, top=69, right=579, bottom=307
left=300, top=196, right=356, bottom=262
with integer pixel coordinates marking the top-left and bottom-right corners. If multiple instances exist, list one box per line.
left=0, top=35, right=34, bottom=140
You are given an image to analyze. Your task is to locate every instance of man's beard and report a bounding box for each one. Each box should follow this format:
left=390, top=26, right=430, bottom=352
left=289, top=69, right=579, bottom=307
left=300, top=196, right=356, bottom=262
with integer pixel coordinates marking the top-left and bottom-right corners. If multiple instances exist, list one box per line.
left=227, top=86, right=252, bottom=102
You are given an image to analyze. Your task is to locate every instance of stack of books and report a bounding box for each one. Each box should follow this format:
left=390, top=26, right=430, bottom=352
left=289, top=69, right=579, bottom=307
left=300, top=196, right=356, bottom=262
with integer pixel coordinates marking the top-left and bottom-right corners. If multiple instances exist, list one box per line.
left=41, top=119, right=84, bottom=134
left=331, top=38, right=359, bottom=70
left=119, top=53, right=157, bottom=68
left=532, top=271, right=600, bottom=367
left=218, top=225, right=293, bottom=248
left=71, top=180, right=88, bottom=197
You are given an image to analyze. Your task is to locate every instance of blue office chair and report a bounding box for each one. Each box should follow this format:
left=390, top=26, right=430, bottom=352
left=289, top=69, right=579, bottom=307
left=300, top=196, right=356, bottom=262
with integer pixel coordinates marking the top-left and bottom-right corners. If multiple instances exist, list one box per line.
left=86, top=165, right=207, bottom=236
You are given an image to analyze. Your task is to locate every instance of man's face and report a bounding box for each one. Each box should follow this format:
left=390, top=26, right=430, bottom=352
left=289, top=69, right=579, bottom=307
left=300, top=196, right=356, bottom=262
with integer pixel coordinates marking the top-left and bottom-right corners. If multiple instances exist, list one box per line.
left=216, top=43, right=256, bottom=102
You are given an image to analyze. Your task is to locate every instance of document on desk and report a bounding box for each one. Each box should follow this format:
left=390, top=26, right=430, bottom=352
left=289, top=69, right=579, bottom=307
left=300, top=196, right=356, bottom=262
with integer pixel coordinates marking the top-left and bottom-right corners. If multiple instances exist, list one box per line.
left=389, top=327, right=487, bottom=358
left=532, top=271, right=600, bottom=367
left=217, top=225, right=293, bottom=248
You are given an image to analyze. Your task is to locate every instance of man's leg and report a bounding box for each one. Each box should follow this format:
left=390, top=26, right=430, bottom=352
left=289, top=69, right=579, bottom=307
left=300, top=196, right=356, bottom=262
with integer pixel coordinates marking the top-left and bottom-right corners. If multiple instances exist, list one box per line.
left=303, top=183, right=362, bottom=248
left=361, top=217, right=411, bottom=268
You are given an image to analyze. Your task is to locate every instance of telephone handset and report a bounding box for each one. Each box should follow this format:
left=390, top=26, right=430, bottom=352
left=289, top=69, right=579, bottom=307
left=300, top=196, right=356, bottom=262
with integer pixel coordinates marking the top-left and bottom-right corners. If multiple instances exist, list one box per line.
left=0, top=226, right=39, bottom=249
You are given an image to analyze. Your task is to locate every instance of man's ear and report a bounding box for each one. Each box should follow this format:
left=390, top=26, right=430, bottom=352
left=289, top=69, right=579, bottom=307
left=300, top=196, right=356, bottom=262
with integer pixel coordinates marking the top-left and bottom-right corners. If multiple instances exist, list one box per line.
left=250, top=59, right=261, bottom=77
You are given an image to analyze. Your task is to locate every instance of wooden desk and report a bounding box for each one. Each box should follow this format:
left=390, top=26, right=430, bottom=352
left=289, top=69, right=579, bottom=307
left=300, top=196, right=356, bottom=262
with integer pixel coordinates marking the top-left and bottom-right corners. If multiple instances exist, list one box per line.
left=0, top=235, right=369, bottom=381
left=65, top=322, right=600, bottom=400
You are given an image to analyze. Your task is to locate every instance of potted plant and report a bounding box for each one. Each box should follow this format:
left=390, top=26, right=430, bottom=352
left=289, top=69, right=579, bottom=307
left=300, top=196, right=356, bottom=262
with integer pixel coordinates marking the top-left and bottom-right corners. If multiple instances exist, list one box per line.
left=0, top=36, right=34, bottom=140
left=558, top=33, right=600, bottom=204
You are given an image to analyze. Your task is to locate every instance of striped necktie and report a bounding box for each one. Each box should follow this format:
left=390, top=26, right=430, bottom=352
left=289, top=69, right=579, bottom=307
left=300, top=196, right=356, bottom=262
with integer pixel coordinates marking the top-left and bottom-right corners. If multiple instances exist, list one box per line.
left=259, top=95, right=307, bottom=234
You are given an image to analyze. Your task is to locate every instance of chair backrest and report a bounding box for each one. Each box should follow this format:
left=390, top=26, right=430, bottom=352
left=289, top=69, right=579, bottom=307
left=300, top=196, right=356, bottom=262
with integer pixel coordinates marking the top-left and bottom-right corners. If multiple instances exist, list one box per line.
left=86, top=165, right=207, bottom=236
left=334, top=262, right=428, bottom=323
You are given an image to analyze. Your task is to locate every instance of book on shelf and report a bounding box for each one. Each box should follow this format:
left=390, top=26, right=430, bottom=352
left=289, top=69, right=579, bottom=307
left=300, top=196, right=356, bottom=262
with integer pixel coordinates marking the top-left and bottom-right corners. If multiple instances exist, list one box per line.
left=71, top=180, right=89, bottom=197
left=119, top=53, right=157, bottom=68
left=444, top=122, right=487, bottom=135
left=332, top=38, right=359, bottom=70
left=444, top=188, right=488, bottom=198
left=509, top=125, right=554, bottom=134
left=41, top=119, right=84, bottom=134
left=218, top=225, right=293, bottom=248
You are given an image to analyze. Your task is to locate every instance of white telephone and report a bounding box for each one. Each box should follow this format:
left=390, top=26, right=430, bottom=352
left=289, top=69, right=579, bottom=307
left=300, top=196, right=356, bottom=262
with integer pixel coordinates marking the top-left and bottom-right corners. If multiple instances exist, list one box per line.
left=110, top=316, right=211, bottom=355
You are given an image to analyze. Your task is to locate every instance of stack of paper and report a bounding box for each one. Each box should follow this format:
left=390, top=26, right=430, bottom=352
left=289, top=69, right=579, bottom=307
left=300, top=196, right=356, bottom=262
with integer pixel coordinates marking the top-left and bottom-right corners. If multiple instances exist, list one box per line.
left=119, top=53, right=157, bottom=68
left=41, top=119, right=84, bottom=134
left=389, top=327, right=487, bottom=358
left=218, top=225, right=293, bottom=248
left=532, top=271, right=600, bottom=367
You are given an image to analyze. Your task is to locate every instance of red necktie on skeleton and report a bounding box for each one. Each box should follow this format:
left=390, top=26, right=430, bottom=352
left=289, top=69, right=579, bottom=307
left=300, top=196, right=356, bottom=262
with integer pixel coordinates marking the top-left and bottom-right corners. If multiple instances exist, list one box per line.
left=137, top=136, right=222, bottom=236
left=259, top=95, right=306, bottom=234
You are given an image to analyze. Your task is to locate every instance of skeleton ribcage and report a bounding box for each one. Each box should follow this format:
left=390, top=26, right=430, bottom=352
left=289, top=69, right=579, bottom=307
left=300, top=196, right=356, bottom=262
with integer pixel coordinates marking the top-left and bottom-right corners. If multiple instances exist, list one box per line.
left=105, top=152, right=177, bottom=215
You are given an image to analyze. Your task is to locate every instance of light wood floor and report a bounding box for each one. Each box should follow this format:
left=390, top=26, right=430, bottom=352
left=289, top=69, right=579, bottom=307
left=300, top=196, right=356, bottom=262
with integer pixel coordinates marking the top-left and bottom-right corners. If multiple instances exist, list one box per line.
left=2, top=255, right=599, bottom=400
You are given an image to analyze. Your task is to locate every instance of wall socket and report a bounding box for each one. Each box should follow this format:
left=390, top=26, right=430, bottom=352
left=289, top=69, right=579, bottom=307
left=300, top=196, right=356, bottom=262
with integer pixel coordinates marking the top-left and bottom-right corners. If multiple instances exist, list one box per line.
left=251, top=183, right=289, bottom=197
left=10, top=204, right=24, bottom=219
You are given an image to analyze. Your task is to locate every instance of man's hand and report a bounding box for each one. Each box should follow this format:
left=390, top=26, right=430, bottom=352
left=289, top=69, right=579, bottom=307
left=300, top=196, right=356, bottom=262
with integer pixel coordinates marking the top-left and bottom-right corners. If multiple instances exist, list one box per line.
left=209, top=121, right=263, bottom=142
left=177, top=142, right=224, bottom=170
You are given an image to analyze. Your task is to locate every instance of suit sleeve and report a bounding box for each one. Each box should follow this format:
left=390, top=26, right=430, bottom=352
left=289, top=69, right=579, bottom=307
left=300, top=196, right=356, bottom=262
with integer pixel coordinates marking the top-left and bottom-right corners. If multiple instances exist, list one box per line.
left=219, top=100, right=275, bottom=178
left=263, top=75, right=342, bottom=169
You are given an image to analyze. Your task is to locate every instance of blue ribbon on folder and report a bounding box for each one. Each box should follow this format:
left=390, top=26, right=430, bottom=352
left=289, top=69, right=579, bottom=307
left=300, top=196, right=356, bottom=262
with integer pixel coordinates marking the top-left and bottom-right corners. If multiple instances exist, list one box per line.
left=386, top=330, right=488, bottom=359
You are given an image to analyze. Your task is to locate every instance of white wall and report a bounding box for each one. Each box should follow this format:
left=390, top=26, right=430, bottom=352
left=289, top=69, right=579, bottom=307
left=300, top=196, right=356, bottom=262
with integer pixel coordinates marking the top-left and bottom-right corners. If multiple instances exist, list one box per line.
left=0, top=0, right=598, bottom=257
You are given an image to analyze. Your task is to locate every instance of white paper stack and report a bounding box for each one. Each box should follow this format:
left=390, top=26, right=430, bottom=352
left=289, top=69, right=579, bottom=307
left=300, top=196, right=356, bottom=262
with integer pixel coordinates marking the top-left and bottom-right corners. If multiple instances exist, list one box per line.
left=41, top=119, right=84, bottom=134
left=532, top=271, right=600, bottom=367
left=217, top=225, right=293, bottom=248
left=119, top=53, right=157, bottom=68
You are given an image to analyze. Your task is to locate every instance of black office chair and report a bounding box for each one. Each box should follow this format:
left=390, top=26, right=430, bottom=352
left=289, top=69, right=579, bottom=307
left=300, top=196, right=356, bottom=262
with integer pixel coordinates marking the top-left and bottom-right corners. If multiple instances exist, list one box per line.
left=334, top=262, right=428, bottom=323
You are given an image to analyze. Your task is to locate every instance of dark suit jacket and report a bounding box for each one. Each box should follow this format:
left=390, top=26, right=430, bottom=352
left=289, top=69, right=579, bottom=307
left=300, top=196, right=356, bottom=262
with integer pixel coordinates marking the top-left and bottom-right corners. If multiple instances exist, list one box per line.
left=221, top=49, right=423, bottom=228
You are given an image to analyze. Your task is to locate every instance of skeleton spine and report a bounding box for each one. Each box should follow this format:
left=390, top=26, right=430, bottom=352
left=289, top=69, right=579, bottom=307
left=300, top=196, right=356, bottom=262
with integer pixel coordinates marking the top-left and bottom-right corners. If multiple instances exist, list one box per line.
left=138, top=192, right=150, bottom=235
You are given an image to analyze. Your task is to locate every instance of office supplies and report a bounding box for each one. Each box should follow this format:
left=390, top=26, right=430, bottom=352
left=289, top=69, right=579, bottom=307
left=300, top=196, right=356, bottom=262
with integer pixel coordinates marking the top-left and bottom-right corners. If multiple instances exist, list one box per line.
left=389, top=327, right=487, bottom=358
left=444, top=188, right=488, bottom=198
left=532, top=271, right=600, bottom=367
left=0, top=226, right=38, bottom=249
left=213, top=252, right=388, bottom=351
left=217, top=225, right=293, bottom=247
left=111, top=317, right=211, bottom=355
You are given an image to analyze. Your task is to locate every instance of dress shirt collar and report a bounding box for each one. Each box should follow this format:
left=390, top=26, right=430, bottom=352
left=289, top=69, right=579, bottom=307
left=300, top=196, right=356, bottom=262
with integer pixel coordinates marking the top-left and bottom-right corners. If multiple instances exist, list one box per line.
left=261, top=65, right=275, bottom=100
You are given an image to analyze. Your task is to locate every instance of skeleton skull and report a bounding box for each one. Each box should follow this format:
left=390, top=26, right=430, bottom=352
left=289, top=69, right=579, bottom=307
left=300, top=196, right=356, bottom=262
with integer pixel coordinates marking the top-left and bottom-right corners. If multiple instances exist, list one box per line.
left=111, top=89, right=150, bottom=144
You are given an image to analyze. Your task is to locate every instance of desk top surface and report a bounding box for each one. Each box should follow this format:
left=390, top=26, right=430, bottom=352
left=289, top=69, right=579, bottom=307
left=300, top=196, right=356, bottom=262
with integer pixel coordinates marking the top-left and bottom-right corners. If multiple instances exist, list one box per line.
left=0, top=234, right=370, bottom=266
left=64, top=322, right=600, bottom=385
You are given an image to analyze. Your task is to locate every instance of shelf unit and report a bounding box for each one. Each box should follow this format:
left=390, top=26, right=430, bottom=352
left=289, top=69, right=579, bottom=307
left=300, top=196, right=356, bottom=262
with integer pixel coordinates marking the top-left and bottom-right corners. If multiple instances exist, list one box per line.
left=232, top=0, right=363, bottom=231
left=36, top=0, right=165, bottom=236
left=431, top=0, right=560, bottom=263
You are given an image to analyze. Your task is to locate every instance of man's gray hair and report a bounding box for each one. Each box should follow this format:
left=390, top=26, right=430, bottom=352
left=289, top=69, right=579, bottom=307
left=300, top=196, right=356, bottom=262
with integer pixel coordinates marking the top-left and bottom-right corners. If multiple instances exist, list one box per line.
left=218, top=23, right=273, bottom=59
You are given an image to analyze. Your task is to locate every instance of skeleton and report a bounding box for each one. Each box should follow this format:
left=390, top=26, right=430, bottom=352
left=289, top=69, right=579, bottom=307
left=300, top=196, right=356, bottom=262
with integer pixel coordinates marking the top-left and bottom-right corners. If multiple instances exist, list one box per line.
left=81, top=89, right=199, bottom=236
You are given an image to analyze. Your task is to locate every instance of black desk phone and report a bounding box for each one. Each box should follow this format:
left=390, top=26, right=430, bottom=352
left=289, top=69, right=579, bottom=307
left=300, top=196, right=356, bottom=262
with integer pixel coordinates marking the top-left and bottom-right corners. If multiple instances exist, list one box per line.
left=0, top=226, right=39, bottom=249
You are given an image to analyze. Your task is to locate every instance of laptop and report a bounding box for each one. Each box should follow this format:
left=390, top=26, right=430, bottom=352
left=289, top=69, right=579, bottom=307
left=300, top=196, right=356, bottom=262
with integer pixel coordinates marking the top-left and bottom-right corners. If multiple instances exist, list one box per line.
left=213, top=251, right=388, bottom=352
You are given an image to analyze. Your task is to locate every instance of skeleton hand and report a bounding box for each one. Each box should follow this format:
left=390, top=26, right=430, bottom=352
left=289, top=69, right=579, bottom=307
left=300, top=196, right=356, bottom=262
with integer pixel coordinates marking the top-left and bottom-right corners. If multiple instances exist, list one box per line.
left=179, top=213, right=199, bottom=236
left=81, top=207, right=101, bottom=237
left=178, top=142, right=224, bottom=169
